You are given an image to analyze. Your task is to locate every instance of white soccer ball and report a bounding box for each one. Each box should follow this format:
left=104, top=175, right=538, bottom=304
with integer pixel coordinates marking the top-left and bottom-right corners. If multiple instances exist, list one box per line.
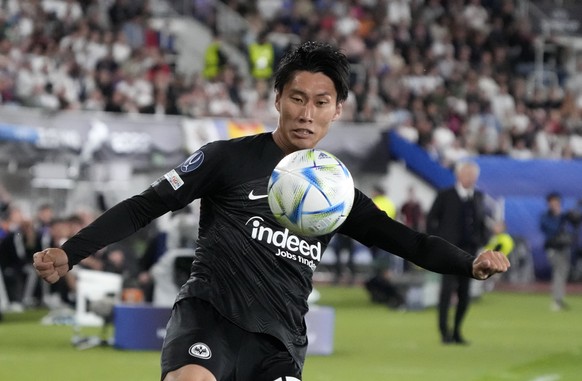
left=268, top=149, right=355, bottom=237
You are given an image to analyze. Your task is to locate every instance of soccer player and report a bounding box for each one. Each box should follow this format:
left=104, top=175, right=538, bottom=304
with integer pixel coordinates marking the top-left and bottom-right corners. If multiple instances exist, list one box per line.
left=33, top=41, right=510, bottom=381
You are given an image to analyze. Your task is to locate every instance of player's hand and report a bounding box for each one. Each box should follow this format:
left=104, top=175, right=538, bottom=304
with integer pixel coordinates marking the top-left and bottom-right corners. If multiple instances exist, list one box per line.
left=472, top=250, right=510, bottom=280
left=33, top=248, right=69, bottom=284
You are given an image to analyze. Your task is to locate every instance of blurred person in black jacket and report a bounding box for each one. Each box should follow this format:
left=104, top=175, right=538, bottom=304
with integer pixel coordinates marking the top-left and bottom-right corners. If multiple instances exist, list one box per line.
left=0, top=218, right=39, bottom=307
left=427, top=161, right=489, bottom=344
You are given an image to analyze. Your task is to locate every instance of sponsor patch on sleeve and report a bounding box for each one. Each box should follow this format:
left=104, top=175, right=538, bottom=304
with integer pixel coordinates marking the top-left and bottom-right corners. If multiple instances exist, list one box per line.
left=164, top=169, right=184, bottom=190
left=180, top=151, right=204, bottom=173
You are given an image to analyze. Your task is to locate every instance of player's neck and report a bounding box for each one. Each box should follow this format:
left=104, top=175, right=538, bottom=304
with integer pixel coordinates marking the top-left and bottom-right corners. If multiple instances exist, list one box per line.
left=272, top=129, right=294, bottom=155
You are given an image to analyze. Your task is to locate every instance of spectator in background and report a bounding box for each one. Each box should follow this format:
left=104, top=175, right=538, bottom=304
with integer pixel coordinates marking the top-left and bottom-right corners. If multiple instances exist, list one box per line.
left=364, top=251, right=406, bottom=310
left=369, top=184, right=404, bottom=275
left=0, top=185, right=11, bottom=241
left=115, top=65, right=154, bottom=113
left=0, top=185, right=12, bottom=320
left=463, top=0, right=489, bottom=33
left=567, top=199, right=582, bottom=281
left=482, top=220, right=515, bottom=291
left=44, top=217, right=77, bottom=308
left=371, top=184, right=396, bottom=220
left=34, top=203, right=54, bottom=256
left=248, top=29, right=275, bottom=82
left=156, top=19, right=177, bottom=55
left=206, top=81, right=241, bottom=117
left=399, top=185, right=425, bottom=232
left=1, top=204, right=25, bottom=237
left=137, top=220, right=168, bottom=303
left=427, top=161, right=489, bottom=344
left=121, top=14, right=145, bottom=51
left=540, top=192, right=575, bottom=311
left=202, top=33, right=227, bottom=81
left=0, top=217, right=38, bottom=307
left=137, top=205, right=199, bottom=302
left=111, top=30, right=132, bottom=63
left=329, top=233, right=356, bottom=285
left=108, top=0, right=134, bottom=30
left=398, top=184, right=425, bottom=273
left=484, top=220, right=515, bottom=258
left=100, top=243, right=138, bottom=282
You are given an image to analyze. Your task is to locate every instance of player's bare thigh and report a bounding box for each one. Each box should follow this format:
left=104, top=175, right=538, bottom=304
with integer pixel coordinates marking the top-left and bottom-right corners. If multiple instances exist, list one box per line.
left=164, top=364, right=217, bottom=381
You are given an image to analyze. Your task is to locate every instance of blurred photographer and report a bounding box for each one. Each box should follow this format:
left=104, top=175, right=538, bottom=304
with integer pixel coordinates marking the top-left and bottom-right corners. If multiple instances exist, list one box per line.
left=540, top=192, right=577, bottom=311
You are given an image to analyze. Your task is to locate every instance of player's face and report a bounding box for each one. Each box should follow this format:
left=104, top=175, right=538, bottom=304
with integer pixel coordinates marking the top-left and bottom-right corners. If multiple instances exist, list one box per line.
left=273, top=71, right=343, bottom=154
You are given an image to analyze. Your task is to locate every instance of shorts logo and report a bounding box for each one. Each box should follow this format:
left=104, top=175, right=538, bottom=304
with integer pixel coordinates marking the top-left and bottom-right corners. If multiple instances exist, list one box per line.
left=180, top=151, right=204, bottom=173
left=164, top=169, right=184, bottom=190
left=188, top=342, right=212, bottom=359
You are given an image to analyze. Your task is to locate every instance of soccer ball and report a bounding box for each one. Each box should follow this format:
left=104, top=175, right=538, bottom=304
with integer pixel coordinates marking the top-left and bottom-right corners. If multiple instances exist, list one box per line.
left=268, top=149, right=355, bottom=237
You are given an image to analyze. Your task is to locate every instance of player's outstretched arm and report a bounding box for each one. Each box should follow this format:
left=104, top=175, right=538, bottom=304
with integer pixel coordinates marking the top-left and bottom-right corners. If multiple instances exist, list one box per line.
left=33, top=248, right=69, bottom=284
left=472, top=250, right=510, bottom=280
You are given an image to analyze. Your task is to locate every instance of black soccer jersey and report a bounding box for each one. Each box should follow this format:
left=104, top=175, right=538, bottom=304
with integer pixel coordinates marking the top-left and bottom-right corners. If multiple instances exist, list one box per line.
left=62, top=132, right=475, bottom=368
left=151, top=132, right=333, bottom=365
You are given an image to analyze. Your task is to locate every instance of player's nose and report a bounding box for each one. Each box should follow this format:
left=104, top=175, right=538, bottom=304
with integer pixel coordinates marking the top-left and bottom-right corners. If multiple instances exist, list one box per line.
left=299, top=103, right=314, bottom=123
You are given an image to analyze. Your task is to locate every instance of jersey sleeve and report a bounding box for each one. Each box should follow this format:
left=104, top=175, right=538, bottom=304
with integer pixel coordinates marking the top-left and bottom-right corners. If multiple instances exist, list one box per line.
left=62, top=187, right=170, bottom=268
left=151, top=142, right=228, bottom=211
left=340, top=189, right=474, bottom=278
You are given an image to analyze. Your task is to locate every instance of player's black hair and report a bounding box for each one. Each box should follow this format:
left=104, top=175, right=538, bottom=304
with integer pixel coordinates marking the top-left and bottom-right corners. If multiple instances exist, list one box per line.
left=273, top=41, right=350, bottom=104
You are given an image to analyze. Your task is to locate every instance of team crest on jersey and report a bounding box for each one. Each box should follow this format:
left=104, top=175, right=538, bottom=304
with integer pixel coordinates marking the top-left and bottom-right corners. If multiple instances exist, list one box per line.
left=180, top=151, right=204, bottom=173
left=188, top=342, right=212, bottom=359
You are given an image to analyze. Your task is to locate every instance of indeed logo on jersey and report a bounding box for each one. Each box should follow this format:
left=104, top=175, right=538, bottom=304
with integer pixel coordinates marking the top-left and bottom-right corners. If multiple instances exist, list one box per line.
left=246, top=216, right=320, bottom=271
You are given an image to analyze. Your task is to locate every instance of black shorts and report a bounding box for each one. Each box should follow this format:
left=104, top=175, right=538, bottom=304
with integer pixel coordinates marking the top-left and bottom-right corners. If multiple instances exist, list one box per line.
left=160, top=297, right=302, bottom=381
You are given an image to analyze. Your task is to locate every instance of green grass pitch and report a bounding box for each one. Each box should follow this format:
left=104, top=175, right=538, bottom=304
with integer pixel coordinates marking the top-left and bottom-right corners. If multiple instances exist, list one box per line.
left=1, top=285, right=581, bottom=381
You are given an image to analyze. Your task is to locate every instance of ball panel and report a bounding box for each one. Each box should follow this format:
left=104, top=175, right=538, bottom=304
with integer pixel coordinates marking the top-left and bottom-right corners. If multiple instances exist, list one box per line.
left=267, top=149, right=354, bottom=237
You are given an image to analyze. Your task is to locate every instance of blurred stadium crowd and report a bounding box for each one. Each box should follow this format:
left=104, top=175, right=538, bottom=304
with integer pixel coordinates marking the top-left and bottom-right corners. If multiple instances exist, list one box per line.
left=0, top=0, right=581, bottom=164
left=1, top=0, right=582, bottom=316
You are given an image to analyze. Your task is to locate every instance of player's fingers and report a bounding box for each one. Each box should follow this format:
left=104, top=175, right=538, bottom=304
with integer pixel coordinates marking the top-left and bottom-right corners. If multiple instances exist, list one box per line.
left=489, top=251, right=510, bottom=271
left=35, top=263, right=54, bottom=277
left=34, top=261, right=54, bottom=273
left=32, top=250, right=47, bottom=266
left=35, top=265, right=56, bottom=282
left=473, top=259, right=490, bottom=280
left=474, top=251, right=504, bottom=279
left=480, top=250, right=501, bottom=266
left=472, top=257, right=487, bottom=279
left=502, top=252, right=511, bottom=267
left=44, top=248, right=68, bottom=266
left=55, top=263, right=69, bottom=277
left=44, top=271, right=61, bottom=284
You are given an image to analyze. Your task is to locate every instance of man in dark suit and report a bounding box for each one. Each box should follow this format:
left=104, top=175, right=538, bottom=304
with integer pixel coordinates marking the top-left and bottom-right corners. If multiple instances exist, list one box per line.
left=427, top=161, right=489, bottom=344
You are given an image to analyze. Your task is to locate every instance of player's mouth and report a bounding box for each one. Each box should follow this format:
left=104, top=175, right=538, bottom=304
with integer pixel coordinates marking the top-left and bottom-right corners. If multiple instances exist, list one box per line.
left=292, top=129, right=313, bottom=137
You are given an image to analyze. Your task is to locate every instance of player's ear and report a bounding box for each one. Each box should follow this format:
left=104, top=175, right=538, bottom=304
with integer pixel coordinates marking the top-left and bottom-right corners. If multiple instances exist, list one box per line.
left=332, top=102, right=343, bottom=121
left=274, top=92, right=281, bottom=111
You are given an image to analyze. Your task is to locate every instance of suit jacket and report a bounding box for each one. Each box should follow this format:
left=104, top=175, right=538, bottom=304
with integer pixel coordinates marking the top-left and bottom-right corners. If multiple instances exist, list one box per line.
left=426, top=187, right=489, bottom=254
left=0, top=230, right=42, bottom=273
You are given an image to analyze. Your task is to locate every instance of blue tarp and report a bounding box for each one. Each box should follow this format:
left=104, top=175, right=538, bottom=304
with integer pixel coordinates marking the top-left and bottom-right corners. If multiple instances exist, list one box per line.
left=387, top=130, right=454, bottom=189
left=475, top=157, right=582, bottom=199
